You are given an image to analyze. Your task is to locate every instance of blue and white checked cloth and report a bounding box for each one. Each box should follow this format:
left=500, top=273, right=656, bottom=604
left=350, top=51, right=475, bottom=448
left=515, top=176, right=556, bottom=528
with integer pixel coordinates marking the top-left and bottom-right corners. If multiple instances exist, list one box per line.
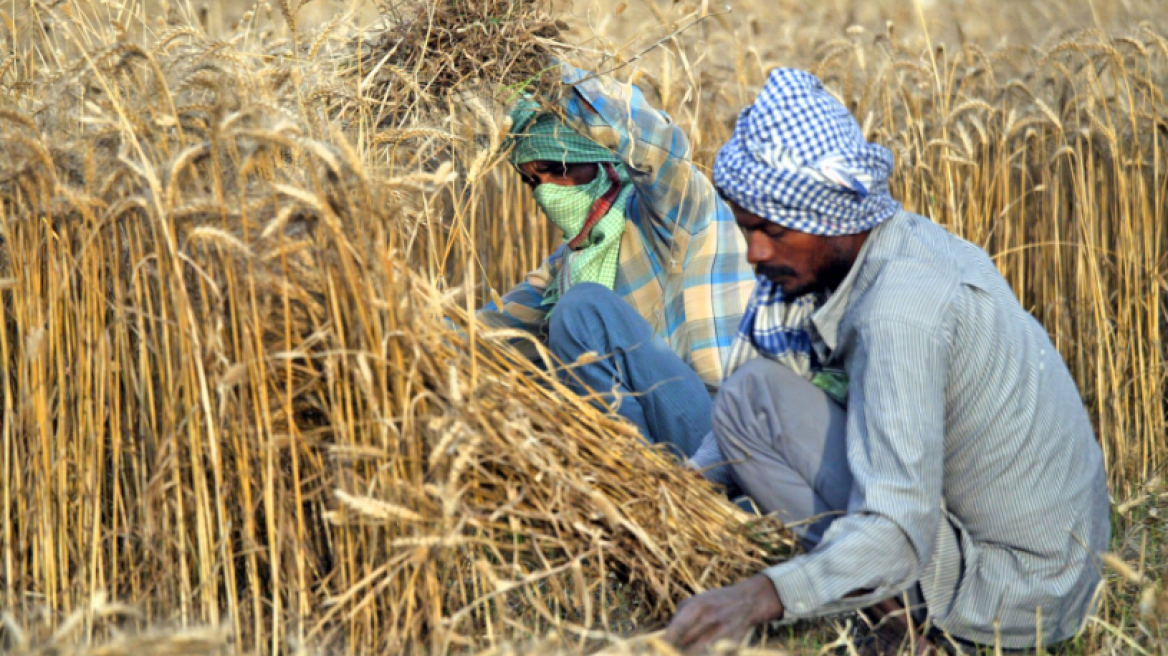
left=713, top=68, right=900, bottom=236
left=717, top=68, right=901, bottom=385
left=724, top=282, right=818, bottom=378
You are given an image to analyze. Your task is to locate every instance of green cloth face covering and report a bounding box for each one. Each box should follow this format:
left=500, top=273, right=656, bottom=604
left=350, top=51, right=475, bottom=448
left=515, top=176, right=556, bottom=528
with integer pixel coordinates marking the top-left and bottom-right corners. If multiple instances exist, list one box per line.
left=505, top=100, right=631, bottom=306
left=535, top=166, right=634, bottom=306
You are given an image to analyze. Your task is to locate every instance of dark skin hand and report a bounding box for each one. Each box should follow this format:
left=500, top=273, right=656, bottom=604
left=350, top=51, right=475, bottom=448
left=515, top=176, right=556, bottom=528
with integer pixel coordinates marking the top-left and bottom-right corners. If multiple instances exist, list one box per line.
left=664, top=201, right=869, bottom=652
left=663, top=573, right=784, bottom=652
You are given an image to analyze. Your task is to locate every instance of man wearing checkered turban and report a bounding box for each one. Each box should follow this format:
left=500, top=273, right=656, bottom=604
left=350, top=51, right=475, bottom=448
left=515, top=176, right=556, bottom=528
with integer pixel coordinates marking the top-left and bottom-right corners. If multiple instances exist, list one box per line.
left=476, top=65, right=756, bottom=462
left=669, top=69, right=1108, bottom=655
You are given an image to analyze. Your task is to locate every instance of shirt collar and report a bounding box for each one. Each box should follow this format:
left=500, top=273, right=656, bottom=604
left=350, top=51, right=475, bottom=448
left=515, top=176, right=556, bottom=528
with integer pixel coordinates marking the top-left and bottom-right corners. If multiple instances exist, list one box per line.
left=811, top=211, right=896, bottom=355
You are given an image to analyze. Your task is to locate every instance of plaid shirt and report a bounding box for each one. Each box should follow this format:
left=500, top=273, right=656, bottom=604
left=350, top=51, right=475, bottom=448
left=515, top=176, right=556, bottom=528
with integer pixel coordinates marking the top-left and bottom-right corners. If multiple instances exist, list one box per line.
left=479, top=69, right=756, bottom=390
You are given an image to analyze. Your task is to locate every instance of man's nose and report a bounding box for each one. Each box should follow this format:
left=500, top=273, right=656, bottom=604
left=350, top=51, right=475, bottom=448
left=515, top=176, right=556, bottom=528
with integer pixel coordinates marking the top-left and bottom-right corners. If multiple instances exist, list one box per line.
left=745, top=230, right=773, bottom=265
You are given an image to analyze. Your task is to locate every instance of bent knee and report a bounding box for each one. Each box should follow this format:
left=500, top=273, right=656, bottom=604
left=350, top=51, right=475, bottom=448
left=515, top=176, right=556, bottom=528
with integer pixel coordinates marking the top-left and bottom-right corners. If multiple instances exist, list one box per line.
left=556, top=283, right=621, bottom=316
left=713, top=359, right=795, bottom=453
left=548, top=283, right=623, bottom=340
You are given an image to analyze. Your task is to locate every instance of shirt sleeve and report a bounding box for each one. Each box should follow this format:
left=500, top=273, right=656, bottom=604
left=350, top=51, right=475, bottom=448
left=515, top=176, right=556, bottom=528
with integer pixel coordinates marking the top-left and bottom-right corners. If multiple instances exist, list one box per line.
left=559, top=66, right=723, bottom=237
left=475, top=248, right=560, bottom=335
left=763, top=318, right=949, bottom=620
left=687, top=431, right=736, bottom=489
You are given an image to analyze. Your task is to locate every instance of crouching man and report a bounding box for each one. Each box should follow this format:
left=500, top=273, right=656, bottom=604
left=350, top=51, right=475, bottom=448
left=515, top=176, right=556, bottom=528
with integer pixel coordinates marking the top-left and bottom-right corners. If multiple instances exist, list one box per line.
left=668, top=69, right=1109, bottom=653
left=478, top=67, right=755, bottom=459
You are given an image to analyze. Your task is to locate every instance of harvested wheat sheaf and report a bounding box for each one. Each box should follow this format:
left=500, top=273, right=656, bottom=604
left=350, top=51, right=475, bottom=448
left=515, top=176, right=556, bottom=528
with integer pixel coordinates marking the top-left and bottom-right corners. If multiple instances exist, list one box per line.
left=344, top=0, right=566, bottom=126
left=3, top=0, right=1167, bottom=654
left=0, top=1, right=790, bottom=654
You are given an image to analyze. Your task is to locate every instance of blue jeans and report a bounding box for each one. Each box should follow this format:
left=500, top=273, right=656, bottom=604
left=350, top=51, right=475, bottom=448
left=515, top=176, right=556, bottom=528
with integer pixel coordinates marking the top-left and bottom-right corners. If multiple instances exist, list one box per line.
left=546, top=283, right=711, bottom=459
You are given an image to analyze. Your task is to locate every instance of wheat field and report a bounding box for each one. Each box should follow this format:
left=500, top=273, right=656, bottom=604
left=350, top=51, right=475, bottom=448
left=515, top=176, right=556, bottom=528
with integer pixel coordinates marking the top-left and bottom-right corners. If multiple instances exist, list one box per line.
left=0, top=0, right=1164, bottom=654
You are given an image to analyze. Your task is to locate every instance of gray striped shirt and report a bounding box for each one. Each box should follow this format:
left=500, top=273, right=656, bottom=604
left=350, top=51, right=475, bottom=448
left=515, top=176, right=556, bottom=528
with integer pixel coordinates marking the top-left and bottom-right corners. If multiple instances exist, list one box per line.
left=727, top=210, right=1110, bottom=647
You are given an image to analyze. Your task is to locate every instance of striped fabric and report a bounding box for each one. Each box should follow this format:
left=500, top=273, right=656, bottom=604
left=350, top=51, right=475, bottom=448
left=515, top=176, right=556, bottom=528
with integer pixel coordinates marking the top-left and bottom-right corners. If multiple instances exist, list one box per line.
left=756, top=210, right=1110, bottom=649
left=478, top=68, right=757, bottom=390
left=724, top=286, right=819, bottom=380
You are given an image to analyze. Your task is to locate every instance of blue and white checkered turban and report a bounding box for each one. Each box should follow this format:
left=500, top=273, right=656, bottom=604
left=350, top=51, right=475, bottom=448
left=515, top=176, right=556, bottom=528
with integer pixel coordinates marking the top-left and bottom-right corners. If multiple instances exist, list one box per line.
left=714, top=68, right=900, bottom=236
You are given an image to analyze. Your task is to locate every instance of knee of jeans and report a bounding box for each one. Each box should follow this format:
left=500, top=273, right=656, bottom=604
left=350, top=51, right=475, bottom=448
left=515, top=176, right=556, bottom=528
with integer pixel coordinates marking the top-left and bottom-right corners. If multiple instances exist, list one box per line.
left=713, top=359, right=785, bottom=456
left=547, top=283, right=620, bottom=346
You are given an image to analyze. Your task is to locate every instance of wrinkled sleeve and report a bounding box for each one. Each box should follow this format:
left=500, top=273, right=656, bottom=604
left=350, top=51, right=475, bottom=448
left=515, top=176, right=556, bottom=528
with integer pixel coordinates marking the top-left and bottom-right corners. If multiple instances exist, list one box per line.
left=559, top=66, right=722, bottom=236
left=476, top=248, right=560, bottom=336
left=687, top=431, right=736, bottom=489
left=764, top=318, right=948, bottom=620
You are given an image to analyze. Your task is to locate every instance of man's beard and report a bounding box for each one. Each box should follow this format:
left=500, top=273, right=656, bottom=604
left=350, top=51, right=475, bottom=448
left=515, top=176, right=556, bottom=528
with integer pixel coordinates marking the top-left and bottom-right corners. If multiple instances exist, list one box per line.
left=757, top=250, right=854, bottom=298
left=755, top=264, right=797, bottom=281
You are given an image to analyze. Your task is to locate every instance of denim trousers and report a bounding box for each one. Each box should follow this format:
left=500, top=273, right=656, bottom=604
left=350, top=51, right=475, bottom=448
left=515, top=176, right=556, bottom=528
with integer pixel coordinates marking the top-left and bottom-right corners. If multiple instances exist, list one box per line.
left=546, top=283, right=712, bottom=459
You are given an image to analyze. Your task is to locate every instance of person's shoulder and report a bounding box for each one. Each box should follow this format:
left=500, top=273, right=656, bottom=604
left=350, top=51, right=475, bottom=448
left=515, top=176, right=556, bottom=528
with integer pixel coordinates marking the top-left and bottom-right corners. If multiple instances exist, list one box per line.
left=851, top=211, right=965, bottom=329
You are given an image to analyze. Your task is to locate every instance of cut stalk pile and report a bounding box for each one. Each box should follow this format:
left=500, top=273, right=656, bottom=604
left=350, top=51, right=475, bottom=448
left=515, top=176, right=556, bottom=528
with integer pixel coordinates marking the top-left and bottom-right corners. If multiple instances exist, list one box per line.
left=2, top=0, right=1167, bottom=654
left=0, top=1, right=790, bottom=654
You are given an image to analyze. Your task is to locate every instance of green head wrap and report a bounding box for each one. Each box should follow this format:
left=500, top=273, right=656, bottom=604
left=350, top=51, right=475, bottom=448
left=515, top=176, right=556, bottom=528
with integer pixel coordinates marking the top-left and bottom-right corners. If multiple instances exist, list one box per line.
left=505, top=100, right=632, bottom=307
left=507, top=100, right=620, bottom=167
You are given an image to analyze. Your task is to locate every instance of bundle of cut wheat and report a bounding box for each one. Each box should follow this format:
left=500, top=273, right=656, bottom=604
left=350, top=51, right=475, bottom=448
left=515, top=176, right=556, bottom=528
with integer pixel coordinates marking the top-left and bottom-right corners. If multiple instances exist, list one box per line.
left=0, top=2, right=793, bottom=654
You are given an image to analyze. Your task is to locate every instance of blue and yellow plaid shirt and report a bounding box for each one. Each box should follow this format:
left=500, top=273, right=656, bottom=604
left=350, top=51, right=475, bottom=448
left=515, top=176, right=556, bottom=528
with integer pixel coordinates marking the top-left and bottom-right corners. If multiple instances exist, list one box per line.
left=479, top=68, right=756, bottom=391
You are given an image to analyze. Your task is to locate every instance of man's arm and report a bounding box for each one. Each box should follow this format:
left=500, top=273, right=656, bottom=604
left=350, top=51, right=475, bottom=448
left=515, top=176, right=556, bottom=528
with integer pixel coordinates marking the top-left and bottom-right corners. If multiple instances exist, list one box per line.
left=686, top=431, right=737, bottom=492
left=559, top=67, right=723, bottom=236
left=476, top=249, right=560, bottom=336
left=665, top=317, right=949, bottom=649
left=760, top=317, right=948, bottom=619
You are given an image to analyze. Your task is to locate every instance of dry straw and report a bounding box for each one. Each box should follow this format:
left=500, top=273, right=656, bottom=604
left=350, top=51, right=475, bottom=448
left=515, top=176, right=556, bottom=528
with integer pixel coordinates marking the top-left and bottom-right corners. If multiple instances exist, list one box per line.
left=1, top=0, right=1167, bottom=654
left=565, top=1, right=1167, bottom=495
left=0, top=1, right=788, bottom=654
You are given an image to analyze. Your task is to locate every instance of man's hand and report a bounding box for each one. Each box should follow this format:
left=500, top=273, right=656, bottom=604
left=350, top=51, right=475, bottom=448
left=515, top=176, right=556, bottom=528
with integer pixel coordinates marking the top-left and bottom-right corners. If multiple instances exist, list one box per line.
left=663, top=573, right=784, bottom=652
